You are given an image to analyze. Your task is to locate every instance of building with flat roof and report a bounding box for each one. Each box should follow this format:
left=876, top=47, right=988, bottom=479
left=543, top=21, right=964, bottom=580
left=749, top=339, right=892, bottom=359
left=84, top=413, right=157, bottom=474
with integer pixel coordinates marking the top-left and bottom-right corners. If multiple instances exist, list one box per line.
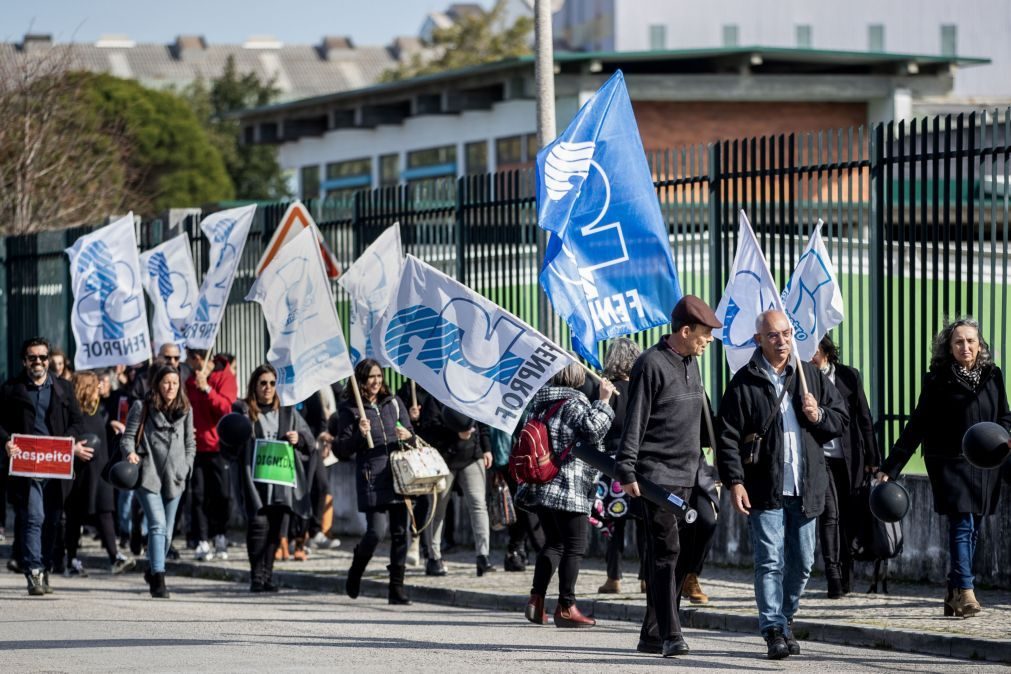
left=234, top=47, right=983, bottom=200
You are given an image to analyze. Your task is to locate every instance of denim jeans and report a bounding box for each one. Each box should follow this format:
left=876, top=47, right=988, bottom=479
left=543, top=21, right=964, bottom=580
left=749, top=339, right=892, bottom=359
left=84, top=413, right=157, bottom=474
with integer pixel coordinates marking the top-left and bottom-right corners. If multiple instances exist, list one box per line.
left=948, top=513, right=979, bottom=590
left=748, top=496, right=817, bottom=635
left=18, top=479, right=63, bottom=572
left=136, top=489, right=182, bottom=574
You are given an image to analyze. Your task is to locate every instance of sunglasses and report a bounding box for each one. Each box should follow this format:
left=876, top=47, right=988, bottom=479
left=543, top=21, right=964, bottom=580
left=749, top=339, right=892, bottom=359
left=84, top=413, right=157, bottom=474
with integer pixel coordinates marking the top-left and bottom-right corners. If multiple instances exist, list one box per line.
left=258, top=380, right=277, bottom=387
left=26, top=354, right=49, bottom=363
left=164, top=355, right=181, bottom=362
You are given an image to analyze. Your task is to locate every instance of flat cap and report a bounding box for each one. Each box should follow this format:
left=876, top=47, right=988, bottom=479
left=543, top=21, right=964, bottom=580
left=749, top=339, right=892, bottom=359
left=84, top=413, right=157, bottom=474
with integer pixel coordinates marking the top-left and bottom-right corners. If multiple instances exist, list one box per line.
left=671, top=295, right=722, bottom=329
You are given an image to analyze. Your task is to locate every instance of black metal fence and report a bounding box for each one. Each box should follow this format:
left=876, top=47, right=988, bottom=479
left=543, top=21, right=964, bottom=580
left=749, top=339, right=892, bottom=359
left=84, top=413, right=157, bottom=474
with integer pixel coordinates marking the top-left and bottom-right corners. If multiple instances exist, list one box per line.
left=3, top=110, right=1010, bottom=466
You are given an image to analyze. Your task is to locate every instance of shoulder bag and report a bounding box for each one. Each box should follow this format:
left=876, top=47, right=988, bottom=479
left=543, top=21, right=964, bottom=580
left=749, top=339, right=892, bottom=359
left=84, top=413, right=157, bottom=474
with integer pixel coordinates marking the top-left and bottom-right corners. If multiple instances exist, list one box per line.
left=741, top=370, right=794, bottom=465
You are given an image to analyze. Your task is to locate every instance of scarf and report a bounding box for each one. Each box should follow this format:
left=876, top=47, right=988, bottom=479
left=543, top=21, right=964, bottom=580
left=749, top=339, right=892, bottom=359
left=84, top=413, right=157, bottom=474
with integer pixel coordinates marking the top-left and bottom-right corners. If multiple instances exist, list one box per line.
left=952, top=362, right=983, bottom=390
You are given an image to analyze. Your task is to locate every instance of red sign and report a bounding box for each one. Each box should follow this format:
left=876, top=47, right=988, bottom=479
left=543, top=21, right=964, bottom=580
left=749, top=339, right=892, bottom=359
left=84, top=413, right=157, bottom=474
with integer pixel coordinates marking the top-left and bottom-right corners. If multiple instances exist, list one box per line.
left=8, top=434, right=75, bottom=480
left=256, top=201, right=342, bottom=279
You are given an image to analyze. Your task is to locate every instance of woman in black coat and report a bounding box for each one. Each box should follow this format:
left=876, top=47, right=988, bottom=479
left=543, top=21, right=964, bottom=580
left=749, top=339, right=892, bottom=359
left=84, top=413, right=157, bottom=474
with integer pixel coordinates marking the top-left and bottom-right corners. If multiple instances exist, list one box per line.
left=878, top=317, right=1011, bottom=617
left=329, top=358, right=414, bottom=605
left=812, top=334, right=880, bottom=598
left=234, top=364, right=315, bottom=592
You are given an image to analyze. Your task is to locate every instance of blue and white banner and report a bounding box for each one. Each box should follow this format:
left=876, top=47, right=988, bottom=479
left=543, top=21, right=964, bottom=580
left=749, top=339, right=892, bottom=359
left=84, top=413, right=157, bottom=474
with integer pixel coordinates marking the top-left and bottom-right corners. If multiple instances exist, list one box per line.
left=782, top=220, right=845, bottom=362
left=373, top=255, right=575, bottom=434
left=536, top=70, right=682, bottom=368
left=185, top=204, right=256, bottom=350
left=246, top=228, right=354, bottom=406
left=715, top=211, right=784, bottom=373
left=337, top=223, right=403, bottom=366
left=65, top=213, right=151, bottom=369
left=139, top=234, right=198, bottom=351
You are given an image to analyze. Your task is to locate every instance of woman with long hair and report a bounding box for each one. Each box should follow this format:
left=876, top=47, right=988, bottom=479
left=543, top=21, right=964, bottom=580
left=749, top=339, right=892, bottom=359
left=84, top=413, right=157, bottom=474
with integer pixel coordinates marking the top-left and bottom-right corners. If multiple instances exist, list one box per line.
left=878, top=317, right=1011, bottom=616
left=121, top=364, right=196, bottom=598
left=234, top=364, right=315, bottom=592
left=328, top=359, right=414, bottom=605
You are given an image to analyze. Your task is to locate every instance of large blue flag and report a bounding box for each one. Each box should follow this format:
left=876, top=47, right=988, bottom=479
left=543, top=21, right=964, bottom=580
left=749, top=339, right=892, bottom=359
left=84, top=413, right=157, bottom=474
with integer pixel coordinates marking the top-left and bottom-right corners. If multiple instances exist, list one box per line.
left=536, top=70, right=682, bottom=367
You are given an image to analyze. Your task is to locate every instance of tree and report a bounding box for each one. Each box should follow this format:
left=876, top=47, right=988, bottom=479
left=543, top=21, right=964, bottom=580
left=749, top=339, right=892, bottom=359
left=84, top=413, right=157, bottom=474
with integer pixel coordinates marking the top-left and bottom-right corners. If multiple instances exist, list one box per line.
left=381, top=0, right=534, bottom=82
left=185, top=56, right=290, bottom=201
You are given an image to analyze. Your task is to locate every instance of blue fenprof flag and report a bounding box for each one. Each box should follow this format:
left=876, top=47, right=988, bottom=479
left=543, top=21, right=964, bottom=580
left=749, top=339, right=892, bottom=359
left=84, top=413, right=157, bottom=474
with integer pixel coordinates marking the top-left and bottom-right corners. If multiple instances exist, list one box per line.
left=537, top=71, right=682, bottom=367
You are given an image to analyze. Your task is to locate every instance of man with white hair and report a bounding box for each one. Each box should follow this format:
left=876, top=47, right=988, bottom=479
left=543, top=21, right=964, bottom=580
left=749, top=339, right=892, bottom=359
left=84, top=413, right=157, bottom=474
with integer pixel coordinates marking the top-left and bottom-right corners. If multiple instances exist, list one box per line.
left=716, top=310, right=848, bottom=660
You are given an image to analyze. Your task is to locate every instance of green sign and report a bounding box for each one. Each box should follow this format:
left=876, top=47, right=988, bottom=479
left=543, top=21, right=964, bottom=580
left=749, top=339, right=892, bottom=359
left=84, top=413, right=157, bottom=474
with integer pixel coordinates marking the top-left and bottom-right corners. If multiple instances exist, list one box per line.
left=252, top=439, right=296, bottom=487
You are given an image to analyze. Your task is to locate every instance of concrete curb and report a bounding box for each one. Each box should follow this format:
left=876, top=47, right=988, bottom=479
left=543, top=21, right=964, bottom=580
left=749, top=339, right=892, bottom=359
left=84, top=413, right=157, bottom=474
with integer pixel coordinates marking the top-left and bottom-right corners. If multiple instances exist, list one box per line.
left=120, top=555, right=1008, bottom=665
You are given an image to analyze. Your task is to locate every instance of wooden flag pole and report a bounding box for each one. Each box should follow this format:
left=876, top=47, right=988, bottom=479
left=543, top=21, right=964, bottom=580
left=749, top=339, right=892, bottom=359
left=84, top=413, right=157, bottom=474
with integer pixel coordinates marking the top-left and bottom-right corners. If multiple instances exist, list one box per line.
left=794, top=344, right=809, bottom=397
left=347, top=375, right=375, bottom=449
left=578, top=361, right=619, bottom=396
left=410, top=380, right=418, bottom=409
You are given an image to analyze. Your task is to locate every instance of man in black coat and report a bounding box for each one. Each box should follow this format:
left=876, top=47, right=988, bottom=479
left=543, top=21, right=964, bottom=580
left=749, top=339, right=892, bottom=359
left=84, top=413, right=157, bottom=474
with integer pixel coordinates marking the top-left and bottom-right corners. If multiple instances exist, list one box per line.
left=616, top=295, right=722, bottom=658
left=1, top=337, right=88, bottom=596
left=716, top=311, right=847, bottom=660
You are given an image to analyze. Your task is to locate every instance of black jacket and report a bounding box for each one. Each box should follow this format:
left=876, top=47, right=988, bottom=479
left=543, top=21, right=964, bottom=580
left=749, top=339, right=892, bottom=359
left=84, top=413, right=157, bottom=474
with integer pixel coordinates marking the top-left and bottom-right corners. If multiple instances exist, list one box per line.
left=881, top=363, right=1011, bottom=516
left=330, top=393, right=413, bottom=513
left=827, top=364, right=881, bottom=493
left=415, top=396, right=489, bottom=472
left=716, top=350, right=848, bottom=516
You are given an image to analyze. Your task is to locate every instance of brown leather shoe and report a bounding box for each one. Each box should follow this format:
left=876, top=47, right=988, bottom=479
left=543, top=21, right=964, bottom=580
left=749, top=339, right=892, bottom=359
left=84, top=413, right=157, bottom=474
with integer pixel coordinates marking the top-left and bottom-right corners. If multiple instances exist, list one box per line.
left=682, top=573, right=709, bottom=604
left=597, top=578, right=621, bottom=594
left=525, top=593, right=547, bottom=624
left=554, top=603, right=596, bottom=628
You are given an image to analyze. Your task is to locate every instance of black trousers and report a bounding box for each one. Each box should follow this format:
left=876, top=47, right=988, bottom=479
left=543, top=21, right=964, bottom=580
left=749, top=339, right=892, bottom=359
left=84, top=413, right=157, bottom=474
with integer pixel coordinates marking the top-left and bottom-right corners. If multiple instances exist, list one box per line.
left=359, top=503, right=409, bottom=568
left=819, top=457, right=853, bottom=577
left=307, top=459, right=330, bottom=537
left=504, top=473, right=544, bottom=556
left=639, top=485, right=693, bottom=643
left=531, top=508, right=588, bottom=608
left=189, top=453, right=231, bottom=541
left=680, top=486, right=718, bottom=576
left=605, top=515, right=647, bottom=581
left=247, top=506, right=286, bottom=584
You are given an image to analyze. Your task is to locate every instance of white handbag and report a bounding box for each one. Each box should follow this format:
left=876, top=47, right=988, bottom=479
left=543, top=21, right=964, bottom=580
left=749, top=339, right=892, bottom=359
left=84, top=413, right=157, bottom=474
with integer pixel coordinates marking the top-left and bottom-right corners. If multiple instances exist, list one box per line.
left=390, top=434, right=450, bottom=497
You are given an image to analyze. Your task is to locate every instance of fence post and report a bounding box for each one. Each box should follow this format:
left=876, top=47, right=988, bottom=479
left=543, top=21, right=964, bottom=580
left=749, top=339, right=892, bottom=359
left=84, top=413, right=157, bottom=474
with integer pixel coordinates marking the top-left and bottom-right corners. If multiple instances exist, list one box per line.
left=0, top=237, right=6, bottom=380
left=707, top=141, right=724, bottom=403
left=455, top=176, right=466, bottom=284
left=869, top=123, right=887, bottom=450
left=352, top=191, right=364, bottom=258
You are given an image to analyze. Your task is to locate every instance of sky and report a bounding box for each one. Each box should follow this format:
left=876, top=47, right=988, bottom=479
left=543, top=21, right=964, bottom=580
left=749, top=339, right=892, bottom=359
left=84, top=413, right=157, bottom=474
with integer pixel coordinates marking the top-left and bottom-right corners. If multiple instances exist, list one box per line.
left=3, top=0, right=495, bottom=47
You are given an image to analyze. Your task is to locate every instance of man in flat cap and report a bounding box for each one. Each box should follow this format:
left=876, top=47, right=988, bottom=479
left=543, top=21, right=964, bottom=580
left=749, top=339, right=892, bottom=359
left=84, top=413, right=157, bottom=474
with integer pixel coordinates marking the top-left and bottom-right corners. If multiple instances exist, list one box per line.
left=615, top=295, right=721, bottom=657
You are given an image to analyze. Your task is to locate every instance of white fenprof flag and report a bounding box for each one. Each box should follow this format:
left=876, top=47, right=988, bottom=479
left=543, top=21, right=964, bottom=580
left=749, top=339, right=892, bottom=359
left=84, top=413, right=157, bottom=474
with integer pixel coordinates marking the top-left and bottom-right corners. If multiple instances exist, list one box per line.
left=185, top=204, right=256, bottom=350
left=246, top=227, right=354, bottom=406
left=65, top=213, right=152, bottom=369
left=781, top=220, right=845, bottom=362
left=139, top=233, right=198, bottom=351
left=338, top=223, right=403, bottom=365
left=372, top=255, right=575, bottom=434
left=715, top=210, right=784, bottom=373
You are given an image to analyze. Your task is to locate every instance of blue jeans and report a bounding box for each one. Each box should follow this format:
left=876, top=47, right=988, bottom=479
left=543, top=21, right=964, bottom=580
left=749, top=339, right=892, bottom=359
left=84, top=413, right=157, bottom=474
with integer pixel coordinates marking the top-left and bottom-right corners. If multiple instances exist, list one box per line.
left=748, top=496, right=817, bottom=635
left=17, top=479, right=63, bottom=572
left=948, top=513, right=979, bottom=590
left=136, top=490, right=181, bottom=574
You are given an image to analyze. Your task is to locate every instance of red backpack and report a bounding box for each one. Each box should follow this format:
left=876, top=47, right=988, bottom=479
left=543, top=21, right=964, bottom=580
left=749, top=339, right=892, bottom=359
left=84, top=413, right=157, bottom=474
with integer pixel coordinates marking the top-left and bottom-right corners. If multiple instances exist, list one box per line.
left=509, top=400, right=571, bottom=484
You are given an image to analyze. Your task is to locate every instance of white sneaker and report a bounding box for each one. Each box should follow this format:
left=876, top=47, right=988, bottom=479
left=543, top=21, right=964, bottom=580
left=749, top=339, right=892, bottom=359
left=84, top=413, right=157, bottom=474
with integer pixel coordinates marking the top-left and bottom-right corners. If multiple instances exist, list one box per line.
left=66, top=558, right=88, bottom=578
left=194, top=540, right=214, bottom=561
left=406, top=538, right=420, bottom=567
left=310, top=532, right=340, bottom=549
left=213, top=535, right=229, bottom=561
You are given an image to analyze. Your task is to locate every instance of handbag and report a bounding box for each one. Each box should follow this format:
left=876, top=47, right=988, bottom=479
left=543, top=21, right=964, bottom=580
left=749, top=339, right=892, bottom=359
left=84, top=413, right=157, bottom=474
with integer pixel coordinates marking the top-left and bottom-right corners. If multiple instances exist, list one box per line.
left=741, top=370, right=794, bottom=465
left=488, top=472, right=517, bottom=531
left=390, top=433, right=450, bottom=497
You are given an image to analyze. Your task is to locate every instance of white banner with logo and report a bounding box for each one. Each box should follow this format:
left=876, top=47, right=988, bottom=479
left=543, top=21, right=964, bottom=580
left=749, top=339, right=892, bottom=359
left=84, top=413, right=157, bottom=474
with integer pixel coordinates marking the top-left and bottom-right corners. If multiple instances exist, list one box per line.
left=139, top=233, right=198, bottom=351
left=246, top=228, right=354, bottom=406
left=372, top=255, right=574, bottom=434
left=782, top=220, right=845, bottom=362
left=65, top=213, right=152, bottom=369
left=338, top=223, right=403, bottom=365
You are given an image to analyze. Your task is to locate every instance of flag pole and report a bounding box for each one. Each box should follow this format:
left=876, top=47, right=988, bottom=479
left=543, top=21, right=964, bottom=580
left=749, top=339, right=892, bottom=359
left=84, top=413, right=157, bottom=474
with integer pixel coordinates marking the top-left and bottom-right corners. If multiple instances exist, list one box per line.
left=347, top=375, right=375, bottom=449
left=410, top=380, right=418, bottom=409
left=794, top=343, right=809, bottom=396
left=577, top=361, right=619, bottom=396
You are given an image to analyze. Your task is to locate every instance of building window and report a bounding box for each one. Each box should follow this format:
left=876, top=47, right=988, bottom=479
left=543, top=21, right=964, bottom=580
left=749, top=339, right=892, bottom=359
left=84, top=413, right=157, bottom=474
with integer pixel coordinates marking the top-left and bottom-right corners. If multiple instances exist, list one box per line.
left=526, top=134, right=539, bottom=163
left=940, top=24, right=957, bottom=56
left=380, top=154, right=399, bottom=187
left=495, top=136, right=523, bottom=170
left=795, top=24, right=812, bottom=48
left=404, top=145, right=457, bottom=190
left=465, top=141, right=488, bottom=175
left=322, top=158, right=371, bottom=200
left=649, top=24, right=666, bottom=50
left=868, top=24, right=885, bottom=52
left=722, top=24, right=739, bottom=48
left=300, top=165, right=320, bottom=201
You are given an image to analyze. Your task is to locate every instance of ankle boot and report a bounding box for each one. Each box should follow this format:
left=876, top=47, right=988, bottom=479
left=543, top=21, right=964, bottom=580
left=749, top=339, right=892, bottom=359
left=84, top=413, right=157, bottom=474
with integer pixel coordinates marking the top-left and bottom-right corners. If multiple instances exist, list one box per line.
left=525, top=593, right=547, bottom=624
left=826, top=563, right=843, bottom=599
left=597, top=578, right=621, bottom=594
left=683, top=573, right=709, bottom=604
left=476, top=555, right=496, bottom=577
left=345, top=545, right=370, bottom=599
left=841, top=559, right=852, bottom=595
left=554, top=603, right=596, bottom=628
left=150, top=572, right=170, bottom=599
left=950, top=588, right=981, bottom=617
left=387, top=564, right=411, bottom=605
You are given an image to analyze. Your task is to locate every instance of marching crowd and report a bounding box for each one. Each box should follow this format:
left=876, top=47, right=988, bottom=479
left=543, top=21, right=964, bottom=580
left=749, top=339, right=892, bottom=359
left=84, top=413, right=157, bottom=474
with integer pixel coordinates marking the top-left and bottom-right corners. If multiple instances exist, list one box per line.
left=2, top=295, right=1010, bottom=660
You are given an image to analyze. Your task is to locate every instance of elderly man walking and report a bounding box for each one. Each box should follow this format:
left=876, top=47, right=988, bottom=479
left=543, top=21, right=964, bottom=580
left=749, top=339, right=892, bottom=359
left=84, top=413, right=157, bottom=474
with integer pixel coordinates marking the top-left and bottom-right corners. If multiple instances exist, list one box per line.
left=716, top=310, right=848, bottom=659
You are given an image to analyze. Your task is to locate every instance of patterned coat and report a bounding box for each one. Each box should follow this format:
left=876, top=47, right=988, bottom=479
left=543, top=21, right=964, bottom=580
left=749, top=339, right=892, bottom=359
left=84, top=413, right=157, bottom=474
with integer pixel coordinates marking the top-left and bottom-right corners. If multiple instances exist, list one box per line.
left=515, top=386, right=615, bottom=514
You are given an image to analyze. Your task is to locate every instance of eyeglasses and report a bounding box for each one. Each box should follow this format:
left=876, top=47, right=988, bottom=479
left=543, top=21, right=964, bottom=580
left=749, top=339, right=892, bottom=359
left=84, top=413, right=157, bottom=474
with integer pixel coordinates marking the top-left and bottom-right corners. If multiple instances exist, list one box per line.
left=26, top=354, right=49, bottom=363
left=763, top=329, right=794, bottom=342
left=258, top=380, right=277, bottom=387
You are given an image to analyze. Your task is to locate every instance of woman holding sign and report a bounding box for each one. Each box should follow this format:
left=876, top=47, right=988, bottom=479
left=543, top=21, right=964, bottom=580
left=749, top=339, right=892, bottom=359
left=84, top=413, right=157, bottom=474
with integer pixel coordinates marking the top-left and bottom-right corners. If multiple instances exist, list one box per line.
left=330, top=359, right=415, bottom=605
left=234, top=364, right=315, bottom=592
left=122, top=364, right=196, bottom=599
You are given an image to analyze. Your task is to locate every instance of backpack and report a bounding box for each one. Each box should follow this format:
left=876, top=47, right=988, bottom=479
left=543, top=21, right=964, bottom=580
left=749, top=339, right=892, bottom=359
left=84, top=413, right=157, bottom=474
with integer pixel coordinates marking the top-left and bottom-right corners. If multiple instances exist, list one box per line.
left=509, top=399, right=570, bottom=485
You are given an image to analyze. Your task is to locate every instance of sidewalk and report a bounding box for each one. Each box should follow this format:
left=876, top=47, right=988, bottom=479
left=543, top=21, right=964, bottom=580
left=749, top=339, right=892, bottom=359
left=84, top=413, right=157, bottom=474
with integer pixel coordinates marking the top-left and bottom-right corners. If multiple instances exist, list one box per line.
left=30, top=537, right=1011, bottom=664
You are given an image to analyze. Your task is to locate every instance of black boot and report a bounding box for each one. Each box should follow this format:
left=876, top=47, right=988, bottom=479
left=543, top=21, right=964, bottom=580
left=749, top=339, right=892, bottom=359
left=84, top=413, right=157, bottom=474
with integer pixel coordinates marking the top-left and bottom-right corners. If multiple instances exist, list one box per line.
left=825, top=562, right=843, bottom=599
left=841, top=558, right=852, bottom=595
left=476, top=555, right=497, bottom=577
left=387, top=564, right=411, bottom=605
left=150, top=572, right=170, bottom=599
left=345, top=545, right=370, bottom=599
left=504, top=550, right=526, bottom=572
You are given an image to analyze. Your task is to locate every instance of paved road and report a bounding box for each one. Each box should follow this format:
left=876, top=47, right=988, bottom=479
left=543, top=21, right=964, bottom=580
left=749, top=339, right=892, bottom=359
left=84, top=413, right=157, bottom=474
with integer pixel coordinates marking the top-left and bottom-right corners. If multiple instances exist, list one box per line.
left=1, top=571, right=1003, bottom=673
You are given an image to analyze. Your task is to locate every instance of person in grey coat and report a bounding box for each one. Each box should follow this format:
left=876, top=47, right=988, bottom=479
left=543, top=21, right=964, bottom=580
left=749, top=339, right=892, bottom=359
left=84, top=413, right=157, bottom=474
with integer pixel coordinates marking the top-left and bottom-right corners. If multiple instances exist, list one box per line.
left=233, top=364, right=315, bottom=593
left=516, top=363, right=615, bottom=629
left=122, top=364, right=196, bottom=599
